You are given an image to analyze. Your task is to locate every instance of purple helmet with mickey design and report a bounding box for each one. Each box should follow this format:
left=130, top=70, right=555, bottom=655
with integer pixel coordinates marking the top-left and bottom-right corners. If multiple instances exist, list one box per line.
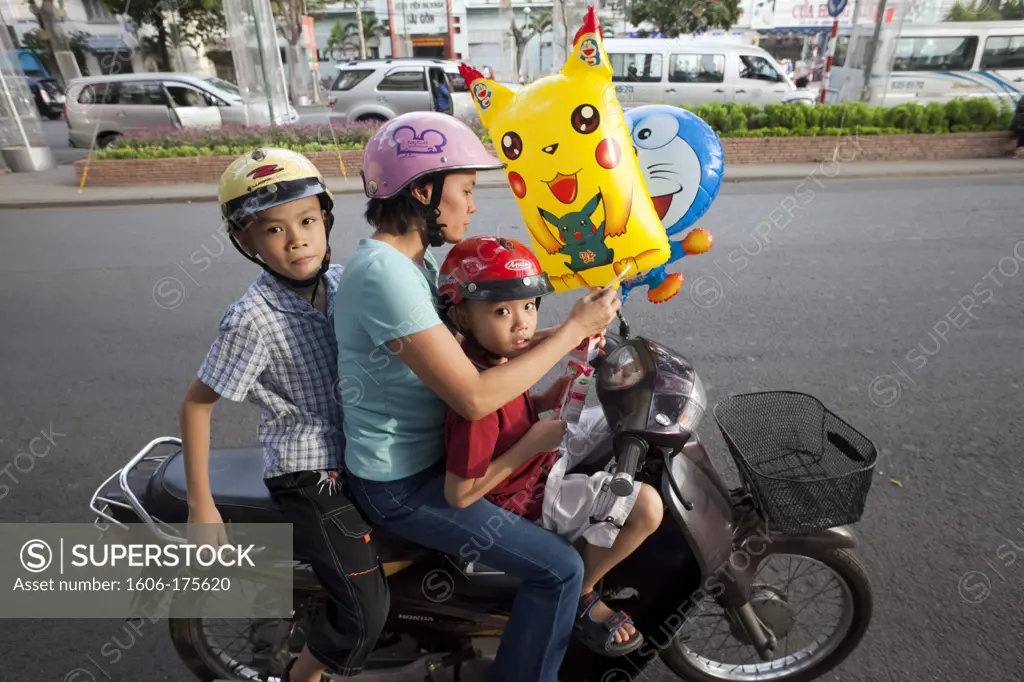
left=360, top=112, right=505, bottom=198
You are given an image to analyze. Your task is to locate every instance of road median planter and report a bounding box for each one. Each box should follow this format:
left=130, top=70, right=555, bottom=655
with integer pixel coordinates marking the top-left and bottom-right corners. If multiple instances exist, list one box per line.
left=73, top=133, right=1015, bottom=188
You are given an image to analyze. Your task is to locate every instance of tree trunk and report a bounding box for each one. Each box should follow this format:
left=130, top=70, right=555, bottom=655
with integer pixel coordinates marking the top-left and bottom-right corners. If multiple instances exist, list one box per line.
left=499, top=0, right=515, bottom=81
left=355, top=1, right=367, bottom=60
left=151, top=18, right=171, bottom=72
left=39, top=0, right=69, bottom=53
left=550, top=0, right=568, bottom=69
left=37, top=0, right=73, bottom=84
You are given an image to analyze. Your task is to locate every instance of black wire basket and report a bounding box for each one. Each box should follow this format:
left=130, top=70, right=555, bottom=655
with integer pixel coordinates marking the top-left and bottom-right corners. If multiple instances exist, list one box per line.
left=713, top=391, right=878, bottom=535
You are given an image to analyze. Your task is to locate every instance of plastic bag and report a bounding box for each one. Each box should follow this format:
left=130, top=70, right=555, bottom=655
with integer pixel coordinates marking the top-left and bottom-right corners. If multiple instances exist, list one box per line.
left=458, top=6, right=669, bottom=292
left=619, top=105, right=722, bottom=304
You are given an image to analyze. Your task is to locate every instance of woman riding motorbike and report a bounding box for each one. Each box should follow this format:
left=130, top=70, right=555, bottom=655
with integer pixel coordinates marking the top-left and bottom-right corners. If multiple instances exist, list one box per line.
left=333, top=112, right=620, bottom=682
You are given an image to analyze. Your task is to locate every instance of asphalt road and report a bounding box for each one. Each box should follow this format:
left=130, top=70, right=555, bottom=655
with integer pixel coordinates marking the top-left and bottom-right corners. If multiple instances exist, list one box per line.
left=1, top=175, right=1023, bottom=681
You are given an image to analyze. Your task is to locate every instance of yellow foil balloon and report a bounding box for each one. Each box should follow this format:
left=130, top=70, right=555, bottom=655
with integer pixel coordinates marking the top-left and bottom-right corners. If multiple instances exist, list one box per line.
left=458, top=7, right=670, bottom=292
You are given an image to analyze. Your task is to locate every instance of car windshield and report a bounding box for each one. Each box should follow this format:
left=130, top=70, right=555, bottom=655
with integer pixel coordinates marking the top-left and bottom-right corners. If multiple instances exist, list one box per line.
left=203, top=77, right=241, bottom=96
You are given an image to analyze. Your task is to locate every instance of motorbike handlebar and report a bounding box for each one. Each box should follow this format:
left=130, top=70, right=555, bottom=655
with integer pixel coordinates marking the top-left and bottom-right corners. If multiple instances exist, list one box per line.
left=609, top=435, right=647, bottom=497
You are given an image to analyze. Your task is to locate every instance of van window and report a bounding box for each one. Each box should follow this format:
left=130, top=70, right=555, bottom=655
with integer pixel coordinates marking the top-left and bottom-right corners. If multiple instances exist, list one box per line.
left=610, top=53, right=663, bottom=83
left=447, top=72, right=469, bottom=93
left=333, top=69, right=374, bottom=91
left=378, top=69, right=426, bottom=91
left=834, top=36, right=850, bottom=67
left=891, top=36, right=977, bottom=72
left=203, top=76, right=241, bottom=96
left=114, top=81, right=168, bottom=106
left=165, top=84, right=212, bottom=107
left=739, top=55, right=784, bottom=83
left=77, top=82, right=114, bottom=105
left=669, top=53, right=725, bottom=83
left=980, top=35, right=1024, bottom=70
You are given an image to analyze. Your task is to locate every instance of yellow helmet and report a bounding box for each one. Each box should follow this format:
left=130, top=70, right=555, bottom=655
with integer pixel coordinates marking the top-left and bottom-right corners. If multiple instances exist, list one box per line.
left=219, top=147, right=334, bottom=235
left=219, top=148, right=336, bottom=287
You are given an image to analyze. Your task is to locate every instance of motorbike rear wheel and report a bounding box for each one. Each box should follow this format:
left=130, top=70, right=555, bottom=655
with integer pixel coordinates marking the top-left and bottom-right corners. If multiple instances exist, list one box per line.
left=168, top=615, right=288, bottom=681
left=660, top=548, right=872, bottom=682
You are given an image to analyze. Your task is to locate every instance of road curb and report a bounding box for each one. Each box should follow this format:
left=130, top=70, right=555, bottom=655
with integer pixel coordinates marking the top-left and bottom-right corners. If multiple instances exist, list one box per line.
left=3, top=168, right=1023, bottom=210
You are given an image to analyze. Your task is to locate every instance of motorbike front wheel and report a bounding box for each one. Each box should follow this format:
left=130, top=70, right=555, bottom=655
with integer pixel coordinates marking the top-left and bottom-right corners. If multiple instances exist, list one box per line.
left=660, top=548, right=872, bottom=682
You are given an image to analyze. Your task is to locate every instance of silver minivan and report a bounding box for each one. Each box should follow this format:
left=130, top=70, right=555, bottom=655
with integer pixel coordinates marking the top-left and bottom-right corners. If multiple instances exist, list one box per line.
left=327, top=58, right=473, bottom=124
left=327, top=58, right=523, bottom=124
left=601, top=38, right=812, bottom=108
left=64, top=73, right=300, bottom=148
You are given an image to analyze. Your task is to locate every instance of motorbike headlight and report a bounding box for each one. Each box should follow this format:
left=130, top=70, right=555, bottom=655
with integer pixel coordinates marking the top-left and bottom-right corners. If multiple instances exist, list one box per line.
left=680, top=372, right=707, bottom=432
left=599, top=345, right=645, bottom=391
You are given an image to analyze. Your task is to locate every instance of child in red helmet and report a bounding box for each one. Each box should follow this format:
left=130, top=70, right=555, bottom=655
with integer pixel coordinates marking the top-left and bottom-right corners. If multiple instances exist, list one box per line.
left=438, top=236, right=664, bottom=658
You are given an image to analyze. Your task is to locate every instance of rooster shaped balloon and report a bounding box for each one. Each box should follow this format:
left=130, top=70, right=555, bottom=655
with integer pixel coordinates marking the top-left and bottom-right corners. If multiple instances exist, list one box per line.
left=458, top=6, right=670, bottom=291
left=619, top=105, right=722, bottom=304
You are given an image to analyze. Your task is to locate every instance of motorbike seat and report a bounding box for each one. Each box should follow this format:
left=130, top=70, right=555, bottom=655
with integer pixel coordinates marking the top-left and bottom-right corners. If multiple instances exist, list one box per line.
left=146, top=447, right=286, bottom=525
left=144, top=448, right=431, bottom=562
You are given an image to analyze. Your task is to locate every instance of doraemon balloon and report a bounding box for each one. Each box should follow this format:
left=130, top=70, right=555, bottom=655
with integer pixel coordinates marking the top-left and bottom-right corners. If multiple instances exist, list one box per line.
left=620, top=105, right=723, bottom=304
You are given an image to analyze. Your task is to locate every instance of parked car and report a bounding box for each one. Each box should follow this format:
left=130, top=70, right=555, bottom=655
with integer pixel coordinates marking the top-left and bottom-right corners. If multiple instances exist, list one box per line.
left=327, top=57, right=463, bottom=124
left=601, top=38, right=807, bottom=108
left=326, top=57, right=521, bottom=124
left=63, top=73, right=300, bottom=148
left=28, top=77, right=65, bottom=120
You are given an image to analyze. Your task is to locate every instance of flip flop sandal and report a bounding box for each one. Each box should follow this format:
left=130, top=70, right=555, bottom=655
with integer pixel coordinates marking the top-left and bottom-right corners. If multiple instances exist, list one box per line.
left=574, top=590, right=644, bottom=657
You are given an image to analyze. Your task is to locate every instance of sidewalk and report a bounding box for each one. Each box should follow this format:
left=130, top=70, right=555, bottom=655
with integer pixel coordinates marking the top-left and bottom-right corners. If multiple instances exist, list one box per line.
left=1, top=158, right=1022, bottom=210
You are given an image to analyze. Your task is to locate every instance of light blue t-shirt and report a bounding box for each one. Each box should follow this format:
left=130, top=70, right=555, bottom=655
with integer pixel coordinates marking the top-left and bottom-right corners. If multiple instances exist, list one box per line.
left=334, top=238, right=448, bottom=482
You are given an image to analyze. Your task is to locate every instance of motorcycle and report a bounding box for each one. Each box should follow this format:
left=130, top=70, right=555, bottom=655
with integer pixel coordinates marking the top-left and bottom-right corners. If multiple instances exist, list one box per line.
left=89, top=325, right=878, bottom=682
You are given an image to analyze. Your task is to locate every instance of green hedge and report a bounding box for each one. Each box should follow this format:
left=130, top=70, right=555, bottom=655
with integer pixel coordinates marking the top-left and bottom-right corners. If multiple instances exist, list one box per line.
left=682, top=98, right=1014, bottom=137
left=93, top=98, right=1013, bottom=160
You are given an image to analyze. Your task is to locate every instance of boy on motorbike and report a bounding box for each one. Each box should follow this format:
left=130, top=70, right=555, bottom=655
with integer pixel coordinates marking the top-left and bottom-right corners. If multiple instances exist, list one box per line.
left=179, top=149, right=388, bottom=682
left=438, top=236, right=665, bottom=658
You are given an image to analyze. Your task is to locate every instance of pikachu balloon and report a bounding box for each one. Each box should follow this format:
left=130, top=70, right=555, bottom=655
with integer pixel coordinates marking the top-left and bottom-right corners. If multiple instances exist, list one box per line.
left=458, top=6, right=670, bottom=291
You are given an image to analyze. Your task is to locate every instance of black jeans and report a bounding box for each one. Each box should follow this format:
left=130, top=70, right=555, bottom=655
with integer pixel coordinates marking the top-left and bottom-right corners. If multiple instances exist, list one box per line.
left=265, top=470, right=389, bottom=676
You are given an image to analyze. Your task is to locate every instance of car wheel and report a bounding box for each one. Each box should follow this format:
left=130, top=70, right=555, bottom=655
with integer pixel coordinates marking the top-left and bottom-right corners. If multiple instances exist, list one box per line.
left=97, top=133, right=121, bottom=149
left=355, top=114, right=387, bottom=126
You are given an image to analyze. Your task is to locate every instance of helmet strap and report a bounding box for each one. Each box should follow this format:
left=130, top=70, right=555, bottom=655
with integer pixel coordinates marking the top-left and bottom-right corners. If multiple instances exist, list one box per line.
left=423, top=174, right=448, bottom=248
left=460, top=328, right=507, bottom=367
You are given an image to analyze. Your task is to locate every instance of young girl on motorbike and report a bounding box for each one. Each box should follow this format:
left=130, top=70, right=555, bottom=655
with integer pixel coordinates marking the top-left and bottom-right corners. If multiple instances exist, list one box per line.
left=334, top=112, right=620, bottom=682
left=437, top=236, right=665, bottom=658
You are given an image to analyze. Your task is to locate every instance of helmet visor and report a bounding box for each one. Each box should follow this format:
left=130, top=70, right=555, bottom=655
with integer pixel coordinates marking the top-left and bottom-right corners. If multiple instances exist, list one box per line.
left=222, top=176, right=327, bottom=231
left=460, top=273, right=555, bottom=302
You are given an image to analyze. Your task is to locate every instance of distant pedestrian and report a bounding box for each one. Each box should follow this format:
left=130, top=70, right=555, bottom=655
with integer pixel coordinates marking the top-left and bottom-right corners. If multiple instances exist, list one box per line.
left=432, top=74, right=453, bottom=115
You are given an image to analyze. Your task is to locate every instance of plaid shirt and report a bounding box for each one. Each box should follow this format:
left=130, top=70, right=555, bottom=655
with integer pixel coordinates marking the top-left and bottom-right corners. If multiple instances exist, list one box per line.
left=198, top=265, right=344, bottom=478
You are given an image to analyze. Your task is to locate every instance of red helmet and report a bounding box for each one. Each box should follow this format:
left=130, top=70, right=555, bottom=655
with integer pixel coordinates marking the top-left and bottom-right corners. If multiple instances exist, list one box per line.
left=439, top=236, right=555, bottom=307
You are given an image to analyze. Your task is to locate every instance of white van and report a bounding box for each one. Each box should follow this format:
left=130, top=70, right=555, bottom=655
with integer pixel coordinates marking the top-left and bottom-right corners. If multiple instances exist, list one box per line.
left=600, top=38, right=811, bottom=108
left=827, top=22, right=1024, bottom=109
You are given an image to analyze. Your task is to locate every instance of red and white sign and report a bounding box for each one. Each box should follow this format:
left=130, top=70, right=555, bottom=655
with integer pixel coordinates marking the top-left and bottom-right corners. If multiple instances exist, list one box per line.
left=761, top=0, right=899, bottom=28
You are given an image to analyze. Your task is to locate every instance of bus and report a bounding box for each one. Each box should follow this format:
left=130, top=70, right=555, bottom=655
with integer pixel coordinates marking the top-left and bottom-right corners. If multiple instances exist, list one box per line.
left=826, top=21, right=1022, bottom=110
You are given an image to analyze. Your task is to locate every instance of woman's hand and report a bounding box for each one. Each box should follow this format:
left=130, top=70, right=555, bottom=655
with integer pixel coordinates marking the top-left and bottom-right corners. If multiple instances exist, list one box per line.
left=565, top=288, right=621, bottom=341
left=534, top=374, right=571, bottom=413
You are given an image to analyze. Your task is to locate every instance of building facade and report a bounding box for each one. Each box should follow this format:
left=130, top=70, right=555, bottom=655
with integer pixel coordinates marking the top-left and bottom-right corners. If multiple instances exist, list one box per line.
left=1, top=0, right=145, bottom=77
